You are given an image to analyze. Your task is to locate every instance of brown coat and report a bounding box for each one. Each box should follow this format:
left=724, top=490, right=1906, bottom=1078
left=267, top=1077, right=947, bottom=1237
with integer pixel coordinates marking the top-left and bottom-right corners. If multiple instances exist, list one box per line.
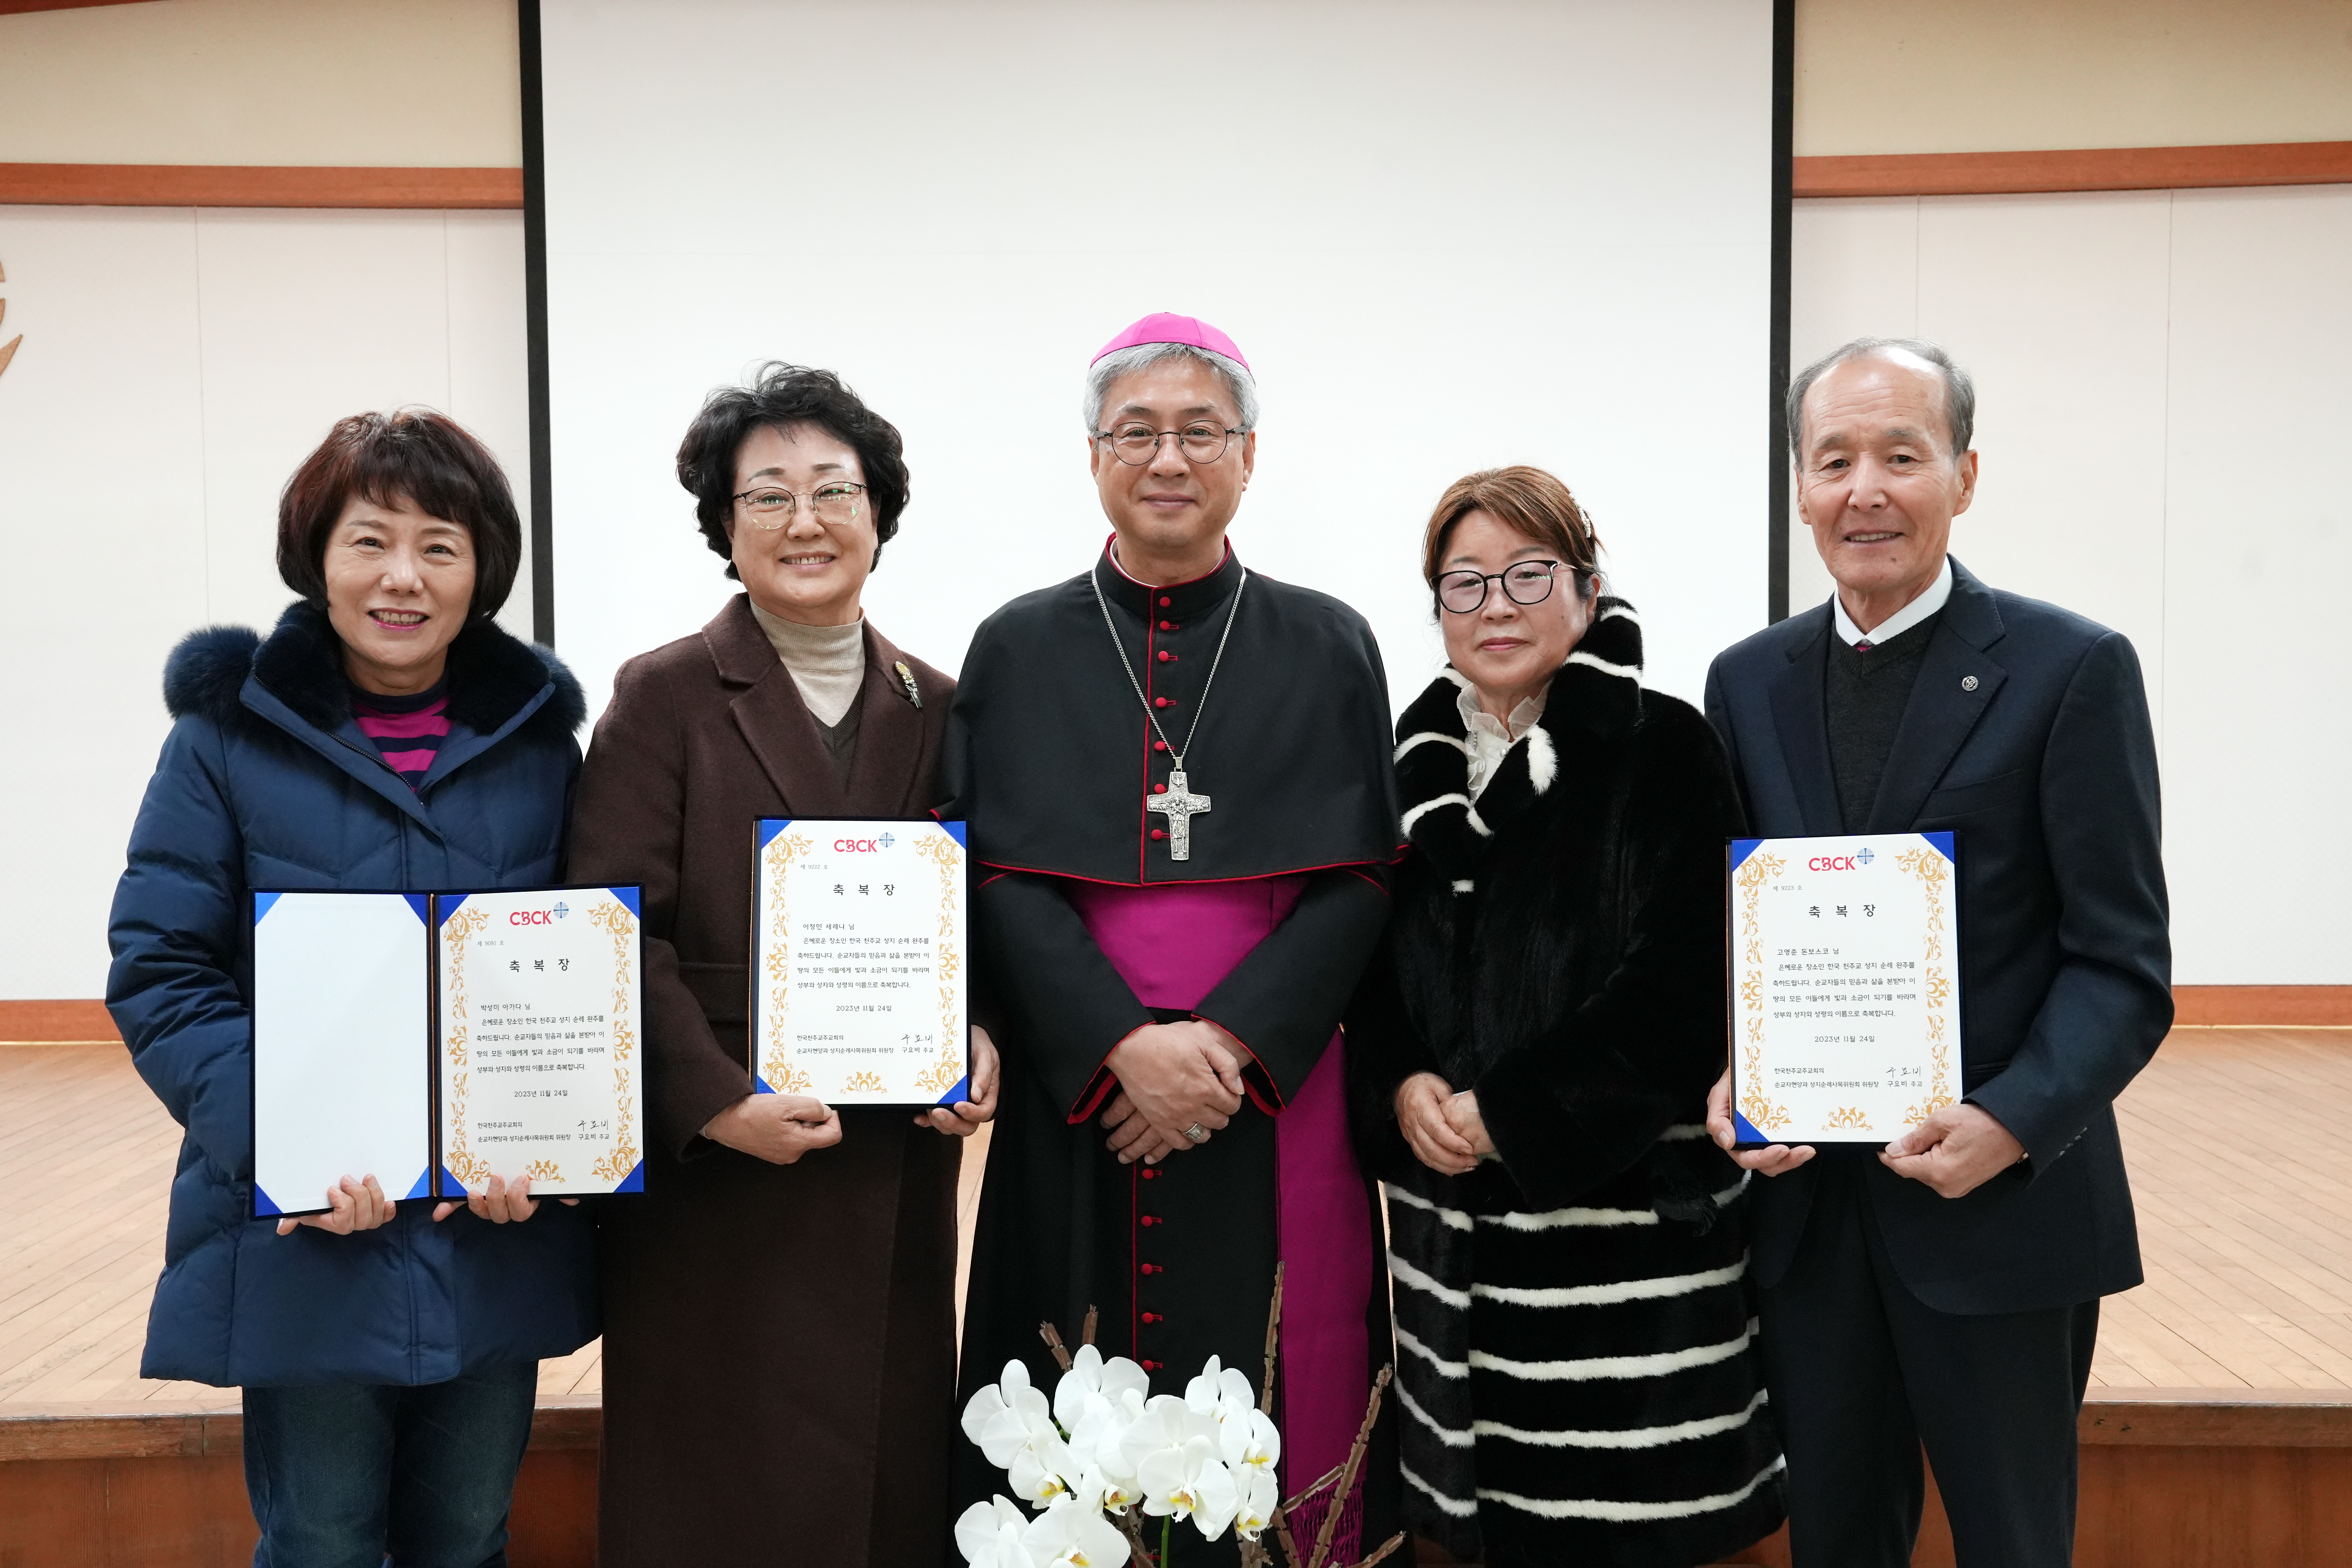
left=568, top=594, right=960, bottom=1568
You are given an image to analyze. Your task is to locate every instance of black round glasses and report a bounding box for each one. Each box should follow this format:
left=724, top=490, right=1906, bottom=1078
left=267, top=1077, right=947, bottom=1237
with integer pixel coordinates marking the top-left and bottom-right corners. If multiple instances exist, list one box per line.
left=1436, top=560, right=1568, bottom=614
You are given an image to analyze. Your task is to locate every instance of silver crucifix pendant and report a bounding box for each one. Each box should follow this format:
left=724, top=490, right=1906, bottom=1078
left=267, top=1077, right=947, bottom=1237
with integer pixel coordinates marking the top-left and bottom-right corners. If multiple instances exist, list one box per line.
left=1146, top=769, right=1212, bottom=861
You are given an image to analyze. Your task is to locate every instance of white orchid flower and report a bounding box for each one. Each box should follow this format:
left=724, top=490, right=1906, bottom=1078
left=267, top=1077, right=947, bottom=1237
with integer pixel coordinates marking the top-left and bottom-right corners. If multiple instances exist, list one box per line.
left=1232, top=1463, right=1280, bottom=1542
left=1020, top=1496, right=1131, bottom=1568
left=1066, top=1404, right=1141, bottom=1512
left=1007, top=1430, right=1084, bottom=1510
left=1053, top=1344, right=1150, bottom=1431
left=1182, top=1356, right=1257, bottom=1424
left=954, top=1496, right=1032, bottom=1568
left=964, top=1359, right=1062, bottom=1470
left=1138, top=1434, right=1241, bottom=1542
left=1218, top=1404, right=1281, bottom=1475
left=1117, top=1392, right=1212, bottom=1479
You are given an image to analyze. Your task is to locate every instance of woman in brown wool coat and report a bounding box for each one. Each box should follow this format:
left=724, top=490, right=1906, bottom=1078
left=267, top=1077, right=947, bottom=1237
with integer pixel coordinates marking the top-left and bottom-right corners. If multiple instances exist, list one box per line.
left=567, top=362, right=999, bottom=1566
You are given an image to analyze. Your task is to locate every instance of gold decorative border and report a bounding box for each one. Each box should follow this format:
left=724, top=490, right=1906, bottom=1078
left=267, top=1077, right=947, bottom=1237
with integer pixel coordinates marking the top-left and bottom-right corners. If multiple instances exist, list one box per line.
left=910, top=829, right=967, bottom=1098
left=1733, top=850, right=1795, bottom=1132
left=760, top=830, right=817, bottom=1095
left=439, top=905, right=494, bottom=1188
left=1893, top=843, right=1956, bottom=1125
left=585, top=894, right=641, bottom=1184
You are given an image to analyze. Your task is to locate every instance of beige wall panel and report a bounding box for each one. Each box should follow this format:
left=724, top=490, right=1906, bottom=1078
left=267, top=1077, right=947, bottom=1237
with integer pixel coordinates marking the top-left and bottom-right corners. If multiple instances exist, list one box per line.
left=442, top=210, right=533, bottom=639
left=1912, top=192, right=2173, bottom=742
left=1786, top=196, right=1920, bottom=616
left=192, top=210, right=454, bottom=631
left=2160, top=185, right=2352, bottom=983
left=1796, top=0, right=2352, bottom=157
left=0, top=0, right=522, bottom=167
left=0, top=207, right=207, bottom=1000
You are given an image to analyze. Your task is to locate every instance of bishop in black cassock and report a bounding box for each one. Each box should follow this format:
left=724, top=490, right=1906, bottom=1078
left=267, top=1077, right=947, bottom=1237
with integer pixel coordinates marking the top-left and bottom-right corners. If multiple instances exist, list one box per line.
left=944, top=314, right=1403, bottom=1563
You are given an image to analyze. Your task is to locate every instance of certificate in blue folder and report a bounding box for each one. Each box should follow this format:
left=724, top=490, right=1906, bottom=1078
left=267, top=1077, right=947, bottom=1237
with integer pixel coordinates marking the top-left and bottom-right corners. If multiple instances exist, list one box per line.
left=249, top=886, right=645, bottom=1218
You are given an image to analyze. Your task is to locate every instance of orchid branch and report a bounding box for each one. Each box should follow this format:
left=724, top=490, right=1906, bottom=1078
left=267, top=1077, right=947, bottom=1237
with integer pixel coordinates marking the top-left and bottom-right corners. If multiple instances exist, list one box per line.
left=1281, top=1463, right=1345, bottom=1515
left=1038, top=1320, right=1075, bottom=1373
left=1344, top=1531, right=1406, bottom=1568
left=1260, top=1262, right=1285, bottom=1415
left=1305, top=1364, right=1393, bottom=1568
left=1083, top=1304, right=1099, bottom=1347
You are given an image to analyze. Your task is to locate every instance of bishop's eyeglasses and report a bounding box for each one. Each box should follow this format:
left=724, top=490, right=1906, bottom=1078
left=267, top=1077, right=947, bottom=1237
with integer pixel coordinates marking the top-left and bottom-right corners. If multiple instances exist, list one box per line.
left=1436, top=560, right=1568, bottom=614
left=731, top=481, right=868, bottom=529
left=1093, top=421, right=1247, bottom=466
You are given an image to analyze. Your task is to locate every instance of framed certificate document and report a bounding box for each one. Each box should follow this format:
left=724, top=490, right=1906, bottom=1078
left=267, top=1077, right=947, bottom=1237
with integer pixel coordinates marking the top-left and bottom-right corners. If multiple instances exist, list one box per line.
left=749, top=817, right=968, bottom=1107
left=1727, top=833, right=1959, bottom=1146
left=249, top=885, right=644, bottom=1218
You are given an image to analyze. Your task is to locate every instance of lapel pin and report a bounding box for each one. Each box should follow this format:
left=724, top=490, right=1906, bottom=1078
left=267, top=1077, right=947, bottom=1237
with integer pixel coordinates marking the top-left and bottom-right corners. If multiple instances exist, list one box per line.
left=895, top=660, right=922, bottom=708
left=1961, top=675, right=1980, bottom=691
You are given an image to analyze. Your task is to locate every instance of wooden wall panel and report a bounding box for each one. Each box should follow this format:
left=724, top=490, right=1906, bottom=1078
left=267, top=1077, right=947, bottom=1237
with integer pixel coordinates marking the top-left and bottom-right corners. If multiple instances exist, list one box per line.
left=1794, top=142, right=2352, bottom=198
left=0, top=163, right=523, bottom=209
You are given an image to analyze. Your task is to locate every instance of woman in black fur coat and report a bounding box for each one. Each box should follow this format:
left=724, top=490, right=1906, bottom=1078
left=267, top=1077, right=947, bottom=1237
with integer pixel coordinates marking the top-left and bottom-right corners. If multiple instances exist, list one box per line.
left=1346, top=468, right=1785, bottom=1568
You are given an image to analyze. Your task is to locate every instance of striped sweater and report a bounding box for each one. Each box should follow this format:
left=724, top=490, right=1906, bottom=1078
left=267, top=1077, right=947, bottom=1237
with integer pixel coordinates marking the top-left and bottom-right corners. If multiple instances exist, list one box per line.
left=351, top=679, right=450, bottom=790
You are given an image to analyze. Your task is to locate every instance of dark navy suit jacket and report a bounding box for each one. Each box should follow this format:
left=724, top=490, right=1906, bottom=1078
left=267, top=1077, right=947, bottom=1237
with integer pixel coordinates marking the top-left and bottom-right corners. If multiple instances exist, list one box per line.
left=1703, top=557, right=2170, bottom=1314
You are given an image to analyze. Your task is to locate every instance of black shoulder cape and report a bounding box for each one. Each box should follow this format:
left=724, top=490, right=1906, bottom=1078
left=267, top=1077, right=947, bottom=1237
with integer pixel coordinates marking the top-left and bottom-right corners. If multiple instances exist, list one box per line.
left=940, top=542, right=1402, bottom=881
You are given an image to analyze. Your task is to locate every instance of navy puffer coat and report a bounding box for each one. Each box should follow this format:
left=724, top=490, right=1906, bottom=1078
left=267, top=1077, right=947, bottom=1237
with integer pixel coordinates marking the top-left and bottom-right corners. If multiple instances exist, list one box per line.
left=106, top=601, right=600, bottom=1387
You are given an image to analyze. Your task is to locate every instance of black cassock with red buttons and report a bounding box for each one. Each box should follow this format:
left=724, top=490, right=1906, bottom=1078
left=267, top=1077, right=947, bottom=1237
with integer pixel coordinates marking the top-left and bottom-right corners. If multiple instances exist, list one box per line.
left=941, top=542, right=1404, bottom=1560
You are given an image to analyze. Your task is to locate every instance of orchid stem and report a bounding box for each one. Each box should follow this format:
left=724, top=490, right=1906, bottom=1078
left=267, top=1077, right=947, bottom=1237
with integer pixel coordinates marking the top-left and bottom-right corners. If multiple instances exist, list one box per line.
left=1160, top=1512, right=1171, bottom=1568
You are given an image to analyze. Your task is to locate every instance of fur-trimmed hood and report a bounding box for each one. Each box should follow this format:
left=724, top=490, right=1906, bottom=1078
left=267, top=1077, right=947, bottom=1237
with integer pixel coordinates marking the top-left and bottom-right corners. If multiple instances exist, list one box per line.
left=163, top=600, right=585, bottom=743
left=1391, top=595, right=1645, bottom=886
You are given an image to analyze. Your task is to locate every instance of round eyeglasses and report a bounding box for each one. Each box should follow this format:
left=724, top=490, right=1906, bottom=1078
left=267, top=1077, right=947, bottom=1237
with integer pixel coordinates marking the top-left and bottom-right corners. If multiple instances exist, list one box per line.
left=1094, top=421, right=1247, bottom=466
left=1436, top=560, right=1567, bottom=614
left=731, top=481, right=867, bottom=530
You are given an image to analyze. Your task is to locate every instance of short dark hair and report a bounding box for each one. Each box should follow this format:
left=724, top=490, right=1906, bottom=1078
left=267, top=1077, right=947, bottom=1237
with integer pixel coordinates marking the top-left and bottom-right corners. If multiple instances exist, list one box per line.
left=676, top=362, right=910, bottom=580
left=1421, top=465, right=1604, bottom=596
left=276, top=409, right=523, bottom=622
left=1786, top=337, right=1976, bottom=460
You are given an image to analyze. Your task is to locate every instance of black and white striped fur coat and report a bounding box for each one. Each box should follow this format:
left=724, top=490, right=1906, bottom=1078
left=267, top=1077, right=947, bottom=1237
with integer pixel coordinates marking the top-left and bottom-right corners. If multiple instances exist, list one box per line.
left=1344, top=602, right=1785, bottom=1568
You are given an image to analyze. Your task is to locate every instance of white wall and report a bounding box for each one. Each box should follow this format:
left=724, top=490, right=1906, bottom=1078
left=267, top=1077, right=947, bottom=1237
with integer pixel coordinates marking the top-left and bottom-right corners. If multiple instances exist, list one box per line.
left=1788, top=185, right=2352, bottom=984
left=0, top=205, right=531, bottom=1000
left=539, top=0, right=1778, bottom=727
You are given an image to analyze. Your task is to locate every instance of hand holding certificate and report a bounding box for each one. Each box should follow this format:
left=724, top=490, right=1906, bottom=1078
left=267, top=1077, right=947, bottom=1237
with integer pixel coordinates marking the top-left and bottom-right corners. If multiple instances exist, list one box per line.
left=1727, top=833, right=1959, bottom=1147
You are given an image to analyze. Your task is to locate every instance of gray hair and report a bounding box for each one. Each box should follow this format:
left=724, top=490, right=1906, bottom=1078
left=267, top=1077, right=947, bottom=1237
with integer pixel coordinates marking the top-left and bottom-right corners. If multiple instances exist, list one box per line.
left=1786, top=336, right=1975, bottom=460
left=1082, top=342, right=1260, bottom=435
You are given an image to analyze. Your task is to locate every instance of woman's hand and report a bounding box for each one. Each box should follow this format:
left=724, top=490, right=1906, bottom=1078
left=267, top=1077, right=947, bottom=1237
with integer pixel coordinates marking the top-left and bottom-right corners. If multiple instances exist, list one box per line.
left=1395, top=1073, right=1478, bottom=1176
left=276, top=1173, right=397, bottom=1236
left=1443, top=1090, right=1498, bottom=1159
left=1102, top=1021, right=1244, bottom=1161
left=1705, top=1069, right=1816, bottom=1175
left=703, top=1092, right=843, bottom=1165
left=431, top=1172, right=582, bottom=1224
left=916, top=1024, right=1001, bottom=1137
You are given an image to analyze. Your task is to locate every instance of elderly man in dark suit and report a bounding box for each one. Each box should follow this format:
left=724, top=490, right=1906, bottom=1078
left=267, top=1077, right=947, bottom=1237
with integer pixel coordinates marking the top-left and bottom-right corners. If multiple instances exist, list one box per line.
left=1702, top=337, right=2171, bottom=1567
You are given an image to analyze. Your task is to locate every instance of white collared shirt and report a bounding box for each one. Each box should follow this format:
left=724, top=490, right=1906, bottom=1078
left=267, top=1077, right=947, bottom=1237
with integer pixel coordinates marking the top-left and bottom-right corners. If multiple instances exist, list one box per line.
left=1458, top=683, right=1548, bottom=800
left=1831, top=556, right=1953, bottom=648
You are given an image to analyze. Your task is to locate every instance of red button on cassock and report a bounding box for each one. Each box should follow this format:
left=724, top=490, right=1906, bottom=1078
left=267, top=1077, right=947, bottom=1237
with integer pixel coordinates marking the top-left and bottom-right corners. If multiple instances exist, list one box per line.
left=1143, top=1359, right=1163, bottom=1371
left=1150, top=829, right=1167, bottom=841
left=1140, top=1215, right=1160, bottom=1227
left=1154, top=697, right=1171, bottom=709
left=1154, top=740, right=1168, bottom=752
left=1160, top=620, right=1177, bottom=631
left=1140, top=1168, right=1159, bottom=1179
left=1157, top=650, right=1172, bottom=663
left=1154, top=783, right=1168, bottom=794
left=1141, top=1312, right=1163, bottom=1324
left=1140, top=1263, right=1161, bottom=1274
left=1159, top=596, right=1172, bottom=607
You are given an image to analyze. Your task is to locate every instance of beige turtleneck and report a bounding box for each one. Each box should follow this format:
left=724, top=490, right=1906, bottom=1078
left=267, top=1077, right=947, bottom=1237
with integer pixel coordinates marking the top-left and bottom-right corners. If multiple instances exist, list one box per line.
left=748, top=601, right=865, bottom=726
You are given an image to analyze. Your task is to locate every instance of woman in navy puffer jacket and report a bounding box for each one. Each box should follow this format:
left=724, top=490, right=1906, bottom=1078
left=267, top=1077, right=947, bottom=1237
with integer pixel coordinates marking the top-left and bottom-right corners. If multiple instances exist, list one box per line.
left=106, top=410, right=596, bottom=1568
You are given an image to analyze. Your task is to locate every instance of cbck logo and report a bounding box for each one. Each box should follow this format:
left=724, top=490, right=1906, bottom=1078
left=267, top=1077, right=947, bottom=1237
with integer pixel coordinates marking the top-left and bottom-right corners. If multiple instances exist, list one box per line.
left=552, top=901, right=571, bottom=919
left=1855, top=848, right=1874, bottom=867
left=878, top=832, right=896, bottom=850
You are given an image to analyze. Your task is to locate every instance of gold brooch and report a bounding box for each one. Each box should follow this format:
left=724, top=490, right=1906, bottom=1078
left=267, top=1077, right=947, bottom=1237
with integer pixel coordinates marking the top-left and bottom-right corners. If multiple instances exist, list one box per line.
left=894, top=660, right=921, bottom=708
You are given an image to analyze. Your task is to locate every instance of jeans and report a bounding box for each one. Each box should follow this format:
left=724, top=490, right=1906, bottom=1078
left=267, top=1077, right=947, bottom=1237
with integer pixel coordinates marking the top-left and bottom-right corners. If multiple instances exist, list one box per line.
left=242, top=1362, right=538, bottom=1568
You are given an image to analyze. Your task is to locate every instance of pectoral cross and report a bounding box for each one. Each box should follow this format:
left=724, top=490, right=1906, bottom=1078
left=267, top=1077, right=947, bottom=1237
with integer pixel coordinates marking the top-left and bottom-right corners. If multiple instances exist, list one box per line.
left=1147, top=769, right=1212, bottom=862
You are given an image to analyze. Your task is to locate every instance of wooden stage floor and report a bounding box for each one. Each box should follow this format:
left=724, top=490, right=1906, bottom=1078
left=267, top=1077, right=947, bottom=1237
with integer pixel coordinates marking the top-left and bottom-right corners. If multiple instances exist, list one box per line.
left=3, top=1026, right=2348, bottom=1411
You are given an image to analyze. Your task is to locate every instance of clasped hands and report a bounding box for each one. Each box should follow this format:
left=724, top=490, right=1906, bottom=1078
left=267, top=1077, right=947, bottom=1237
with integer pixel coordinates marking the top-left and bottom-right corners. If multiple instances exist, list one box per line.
left=274, top=1172, right=577, bottom=1237
left=1394, top=1071, right=1496, bottom=1176
left=1099, top=1020, right=1249, bottom=1166
left=1703, top=1069, right=2025, bottom=1199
